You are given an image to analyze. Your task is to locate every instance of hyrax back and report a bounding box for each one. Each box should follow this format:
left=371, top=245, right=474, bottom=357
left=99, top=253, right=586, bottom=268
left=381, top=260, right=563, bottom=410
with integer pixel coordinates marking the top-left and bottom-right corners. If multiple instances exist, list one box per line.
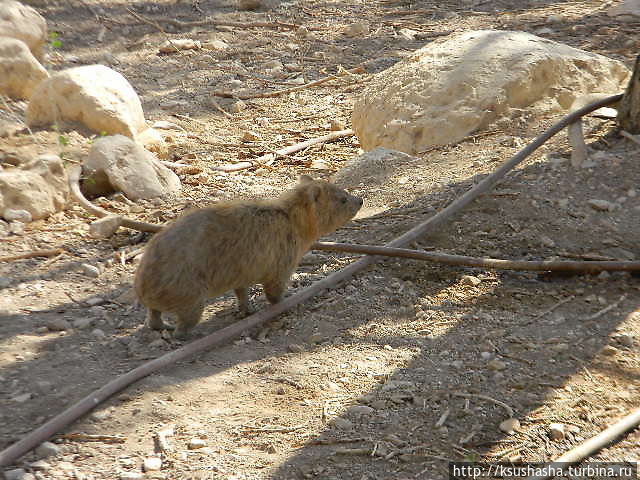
left=134, top=175, right=362, bottom=339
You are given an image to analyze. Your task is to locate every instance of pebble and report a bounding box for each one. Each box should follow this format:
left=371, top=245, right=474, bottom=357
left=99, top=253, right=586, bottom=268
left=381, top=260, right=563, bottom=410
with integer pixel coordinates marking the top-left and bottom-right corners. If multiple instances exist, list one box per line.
left=36, top=441, right=61, bottom=458
left=587, top=199, right=615, bottom=211
left=29, top=460, right=51, bottom=471
left=0, top=276, right=11, bottom=288
left=143, top=457, right=162, bottom=472
left=333, top=417, right=353, bottom=430
left=208, top=39, right=228, bottom=50
left=4, top=468, right=34, bottom=480
left=480, top=351, right=492, bottom=360
left=46, top=318, right=70, bottom=332
left=308, top=333, right=324, bottom=344
left=91, top=328, right=107, bottom=339
left=86, top=297, right=105, bottom=307
left=616, top=334, right=634, bottom=347
left=238, top=0, right=262, bottom=10
left=158, top=39, right=201, bottom=53
left=3, top=208, right=32, bottom=223
left=229, top=100, right=247, bottom=113
left=288, top=343, right=304, bottom=353
left=9, top=393, right=28, bottom=403
left=549, top=423, right=565, bottom=441
left=241, top=130, right=260, bottom=142
left=119, top=472, right=144, bottom=480
left=188, top=438, right=207, bottom=450
left=80, top=263, right=101, bottom=278
left=487, top=359, right=507, bottom=371
left=346, top=405, right=374, bottom=417
left=461, top=275, right=481, bottom=286
left=9, top=221, right=24, bottom=234
left=89, top=215, right=122, bottom=238
left=343, top=21, right=369, bottom=37
left=499, top=418, right=520, bottom=434
left=601, top=345, right=619, bottom=356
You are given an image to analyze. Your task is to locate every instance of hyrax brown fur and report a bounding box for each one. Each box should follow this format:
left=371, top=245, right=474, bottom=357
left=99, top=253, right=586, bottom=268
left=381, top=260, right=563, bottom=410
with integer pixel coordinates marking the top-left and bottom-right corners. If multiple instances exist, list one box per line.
left=134, top=175, right=362, bottom=339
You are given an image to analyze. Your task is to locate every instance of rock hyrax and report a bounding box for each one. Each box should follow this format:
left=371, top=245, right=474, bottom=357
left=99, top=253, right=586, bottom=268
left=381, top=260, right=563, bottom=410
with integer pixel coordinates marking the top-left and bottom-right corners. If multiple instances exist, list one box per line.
left=134, top=175, right=363, bottom=339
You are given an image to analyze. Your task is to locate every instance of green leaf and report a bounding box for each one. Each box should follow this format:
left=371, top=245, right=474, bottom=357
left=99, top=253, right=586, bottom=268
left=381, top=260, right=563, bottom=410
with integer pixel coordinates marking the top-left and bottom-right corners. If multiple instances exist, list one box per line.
left=51, top=39, right=62, bottom=49
left=49, top=31, right=59, bottom=39
left=58, top=135, right=69, bottom=146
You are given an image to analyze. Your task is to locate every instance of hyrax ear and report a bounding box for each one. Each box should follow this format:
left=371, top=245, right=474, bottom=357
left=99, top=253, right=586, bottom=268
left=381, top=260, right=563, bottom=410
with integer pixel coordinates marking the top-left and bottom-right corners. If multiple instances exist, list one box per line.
left=299, top=174, right=314, bottom=184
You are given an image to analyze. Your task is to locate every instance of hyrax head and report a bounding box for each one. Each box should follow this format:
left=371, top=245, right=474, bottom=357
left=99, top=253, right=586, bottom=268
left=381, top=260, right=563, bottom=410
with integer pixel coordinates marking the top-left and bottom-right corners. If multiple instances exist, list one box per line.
left=296, top=174, right=363, bottom=235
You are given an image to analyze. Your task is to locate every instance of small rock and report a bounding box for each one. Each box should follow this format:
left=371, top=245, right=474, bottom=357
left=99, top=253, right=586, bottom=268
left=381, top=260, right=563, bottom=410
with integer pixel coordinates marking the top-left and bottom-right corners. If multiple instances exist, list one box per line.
left=499, top=418, right=520, bottom=434
left=46, top=318, right=70, bottom=331
left=288, top=343, right=304, bottom=353
left=36, top=441, right=61, bottom=458
left=549, top=423, right=565, bottom=441
left=333, top=417, right=353, bottom=430
left=480, top=351, right=492, bottom=360
left=86, top=296, right=105, bottom=307
left=3, top=208, right=32, bottom=223
left=143, top=457, right=162, bottom=472
left=0, top=219, right=8, bottom=236
left=208, top=39, right=228, bottom=50
left=238, top=0, right=262, bottom=10
left=550, top=343, right=569, bottom=353
left=92, top=328, right=106, bottom=339
left=151, top=121, right=184, bottom=131
left=461, top=275, right=481, bottom=286
left=80, top=263, right=101, bottom=278
left=12, top=392, right=32, bottom=403
left=329, top=119, right=345, bottom=131
left=8, top=221, right=24, bottom=235
left=158, top=39, right=201, bottom=53
left=91, top=409, right=111, bottom=421
left=616, top=334, right=634, bottom=347
left=597, top=270, right=611, bottom=280
left=241, top=130, right=260, bottom=142
left=344, top=21, right=369, bottom=37
left=4, top=468, right=34, bottom=480
left=487, top=359, right=507, bottom=371
left=601, top=345, right=619, bottom=356
left=229, top=99, right=246, bottom=113
left=188, top=437, right=207, bottom=450
left=587, top=199, right=615, bottom=211
left=346, top=405, right=374, bottom=417
left=0, top=276, right=11, bottom=288
left=119, top=473, right=143, bottom=480
left=308, top=333, right=324, bottom=344
left=89, top=215, right=122, bottom=238
left=370, top=399, right=387, bottom=409
left=29, top=460, right=50, bottom=471
left=539, top=235, right=555, bottom=247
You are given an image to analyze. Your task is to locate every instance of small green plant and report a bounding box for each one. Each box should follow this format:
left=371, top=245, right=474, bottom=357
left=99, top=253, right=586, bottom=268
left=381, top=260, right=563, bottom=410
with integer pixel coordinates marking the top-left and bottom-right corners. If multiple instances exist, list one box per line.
left=49, top=31, right=62, bottom=49
left=58, top=134, right=68, bottom=146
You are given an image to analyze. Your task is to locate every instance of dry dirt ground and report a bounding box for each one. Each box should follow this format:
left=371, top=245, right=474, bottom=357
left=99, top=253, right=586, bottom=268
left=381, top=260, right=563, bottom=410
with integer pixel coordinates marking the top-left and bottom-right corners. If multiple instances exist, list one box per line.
left=1, top=1, right=640, bottom=479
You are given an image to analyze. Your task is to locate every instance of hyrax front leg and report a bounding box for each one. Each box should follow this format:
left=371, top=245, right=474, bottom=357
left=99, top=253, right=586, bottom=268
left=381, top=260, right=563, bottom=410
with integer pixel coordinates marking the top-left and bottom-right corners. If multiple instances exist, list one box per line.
left=173, top=302, right=205, bottom=340
left=146, top=309, right=174, bottom=331
left=263, top=280, right=287, bottom=305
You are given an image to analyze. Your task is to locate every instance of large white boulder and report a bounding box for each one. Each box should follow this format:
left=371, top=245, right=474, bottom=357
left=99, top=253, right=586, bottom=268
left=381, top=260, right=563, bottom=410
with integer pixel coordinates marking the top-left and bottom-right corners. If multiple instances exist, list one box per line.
left=352, top=30, right=630, bottom=154
left=0, top=0, right=47, bottom=61
left=0, top=36, right=48, bottom=99
left=27, top=65, right=148, bottom=138
left=82, top=135, right=180, bottom=200
left=0, top=154, right=69, bottom=221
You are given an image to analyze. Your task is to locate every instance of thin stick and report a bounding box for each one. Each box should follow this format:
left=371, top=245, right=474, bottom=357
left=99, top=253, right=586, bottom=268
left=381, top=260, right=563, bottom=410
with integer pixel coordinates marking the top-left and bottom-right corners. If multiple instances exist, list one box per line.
left=0, top=248, right=63, bottom=263
left=453, top=392, right=514, bottom=418
left=68, top=165, right=162, bottom=233
left=214, top=129, right=354, bottom=172
left=312, top=242, right=640, bottom=272
left=620, top=130, right=640, bottom=146
left=147, top=16, right=302, bottom=31
left=209, top=97, right=234, bottom=119
left=583, top=294, right=627, bottom=320
left=215, top=66, right=365, bottom=100
left=527, top=408, right=640, bottom=480
left=0, top=94, right=621, bottom=468
left=532, top=295, right=575, bottom=320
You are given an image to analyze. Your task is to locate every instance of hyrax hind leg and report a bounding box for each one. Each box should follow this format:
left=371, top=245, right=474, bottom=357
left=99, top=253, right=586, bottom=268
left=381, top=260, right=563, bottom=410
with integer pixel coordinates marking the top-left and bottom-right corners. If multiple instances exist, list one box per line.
left=145, top=309, right=174, bottom=331
left=173, top=302, right=205, bottom=340
left=234, top=288, right=255, bottom=316
left=263, top=280, right=286, bottom=305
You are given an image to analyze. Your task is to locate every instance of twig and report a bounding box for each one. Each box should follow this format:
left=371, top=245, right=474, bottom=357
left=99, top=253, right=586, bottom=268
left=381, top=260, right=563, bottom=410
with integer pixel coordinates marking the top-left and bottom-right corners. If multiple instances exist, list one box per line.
left=0, top=94, right=622, bottom=468
left=125, top=8, right=185, bottom=56
left=57, top=433, right=125, bottom=443
left=215, top=129, right=354, bottom=172
left=214, top=66, right=365, bottom=100
left=583, top=294, right=627, bottom=321
left=240, top=423, right=306, bottom=433
left=209, top=97, right=234, bottom=119
left=140, top=16, right=303, bottom=31
left=453, top=392, right=514, bottom=417
left=385, top=444, right=453, bottom=461
left=0, top=248, right=63, bottom=263
left=312, top=242, right=640, bottom=273
left=531, top=295, right=575, bottom=320
left=620, top=130, right=640, bottom=146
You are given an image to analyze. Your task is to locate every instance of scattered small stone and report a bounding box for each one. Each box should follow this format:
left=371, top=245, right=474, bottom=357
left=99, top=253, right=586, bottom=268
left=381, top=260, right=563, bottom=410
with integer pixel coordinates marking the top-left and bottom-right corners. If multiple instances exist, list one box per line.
left=461, top=275, right=481, bottom=286
left=91, top=409, right=111, bottom=421
left=549, top=423, right=565, bottom=441
left=207, top=39, right=228, bottom=50
left=12, top=392, right=32, bottom=403
left=539, top=235, right=555, bottom=247
left=333, top=417, right=353, bottom=430
left=587, top=199, right=615, bottom=211
left=238, top=0, right=262, bottom=10
left=487, top=359, right=507, bottom=371
left=346, top=405, right=374, bottom=417
left=80, top=263, right=101, bottom=278
left=4, top=468, right=34, bottom=480
left=370, top=399, right=387, bottom=409
left=329, top=119, right=345, bottom=131
left=92, top=328, right=106, bottom=339
left=288, top=343, right=304, bottom=353
left=229, top=99, right=246, bottom=113
left=46, top=318, right=70, bottom=332
left=344, top=21, right=369, bottom=37
left=158, top=39, right=201, bottom=53
left=89, top=215, right=122, bottom=238
left=143, top=457, right=162, bottom=472
left=36, top=441, right=61, bottom=458
left=8, top=221, right=24, bottom=235
left=148, top=338, right=166, bottom=349
left=29, top=460, right=51, bottom=471
left=601, top=345, right=619, bottom=356
left=550, top=343, right=569, bottom=353
left=308, top=333, right=324, bottom=344
left=0, top=276, right=11, bottom=288
left=3, top=208, right=32, bottom=223
left=241, top=130, right=260, bottom=142
left=480, top=351, right=492, bottom=360
left=275, top=385, right=286, bottom=395
left=119, top=472, right=144, bottom=480
left=499, top=418, right=520, bottom=434
left=616, top=334, right=634, bottom=347
left=188, top=438, right=207, bottom=450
